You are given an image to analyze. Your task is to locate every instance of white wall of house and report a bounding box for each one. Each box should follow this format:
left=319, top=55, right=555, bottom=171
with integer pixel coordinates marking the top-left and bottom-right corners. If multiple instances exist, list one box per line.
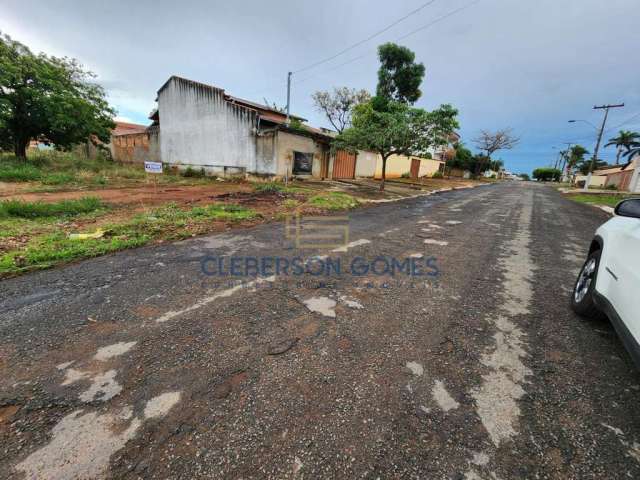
left=355, top=150, right=377, bottom=177
left=158, top=77, right=275, bottom=175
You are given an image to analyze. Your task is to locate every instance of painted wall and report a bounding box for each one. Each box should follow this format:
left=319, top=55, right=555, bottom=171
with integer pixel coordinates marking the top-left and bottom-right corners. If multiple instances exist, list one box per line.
left=276, top=131, right=325, bottom=177
left=355, top=150, right=377, bottom=177
left=158, top=77, right=273, bottom=175
left=373, top=154, right=443, bottom=179
left=574, top=174, right=607, bottom=187
left=418, top=158, right=445, bottom=177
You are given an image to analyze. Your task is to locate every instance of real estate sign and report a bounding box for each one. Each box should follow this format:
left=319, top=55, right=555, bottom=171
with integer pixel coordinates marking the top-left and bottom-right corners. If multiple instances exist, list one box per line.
left=144, top=161, right=163, bottom=174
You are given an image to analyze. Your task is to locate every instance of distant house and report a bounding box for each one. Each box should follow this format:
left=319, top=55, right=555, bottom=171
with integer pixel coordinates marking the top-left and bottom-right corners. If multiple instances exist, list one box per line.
left=109, top=121, right=160, bottom=164
left=604, top=159, right=640, bottom=192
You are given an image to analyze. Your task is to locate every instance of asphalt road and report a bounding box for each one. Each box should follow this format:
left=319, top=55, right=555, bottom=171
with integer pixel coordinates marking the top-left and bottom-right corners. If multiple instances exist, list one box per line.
left=1, top=182, right=639, bottom=480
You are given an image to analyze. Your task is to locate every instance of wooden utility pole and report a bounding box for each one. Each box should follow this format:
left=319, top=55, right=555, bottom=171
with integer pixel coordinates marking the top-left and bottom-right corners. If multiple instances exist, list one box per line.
left=584, top=103, right=624, bottom=190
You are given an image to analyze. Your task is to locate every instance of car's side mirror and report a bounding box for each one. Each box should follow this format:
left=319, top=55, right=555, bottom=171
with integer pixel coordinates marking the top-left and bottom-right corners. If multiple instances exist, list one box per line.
left=614, top=198, right=640, bottom=218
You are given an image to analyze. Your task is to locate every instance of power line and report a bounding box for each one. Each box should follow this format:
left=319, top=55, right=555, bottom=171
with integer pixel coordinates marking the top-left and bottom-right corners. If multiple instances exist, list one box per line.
left=293, top=0, right=438, bottom=74
left=293, top=0, right=481, bottom=86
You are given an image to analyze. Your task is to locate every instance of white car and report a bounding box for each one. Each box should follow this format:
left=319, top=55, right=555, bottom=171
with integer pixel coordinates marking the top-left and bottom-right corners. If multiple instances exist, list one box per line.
left=572, top=198, right=640, bottom=365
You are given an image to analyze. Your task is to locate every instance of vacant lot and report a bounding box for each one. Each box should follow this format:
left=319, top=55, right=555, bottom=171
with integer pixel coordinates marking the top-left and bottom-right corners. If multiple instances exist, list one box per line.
left=0, top=151, right=487, bottom=276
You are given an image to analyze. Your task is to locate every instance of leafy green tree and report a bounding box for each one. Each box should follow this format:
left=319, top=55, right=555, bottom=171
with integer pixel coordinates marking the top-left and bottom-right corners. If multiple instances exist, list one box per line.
left=578, top=157, right=607, bottom=175
left=566, top=145, right=589, bottom=175
left=605, top=130, right=640, bottom=164
left=0, top=33, right=115, bottom=158
left=532, top=167, right=561, bottom=181
left=519, top=173, right=530, bottom=181
left=376, top=43, right=425, bottom=105
left=334, top=101, right=458, bottom=190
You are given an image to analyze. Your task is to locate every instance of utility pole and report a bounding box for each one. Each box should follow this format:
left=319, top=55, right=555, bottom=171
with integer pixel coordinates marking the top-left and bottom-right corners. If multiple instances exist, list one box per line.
left=286, top=71, right=292, bottom=124
left=583, top=103, right=624, bottom=190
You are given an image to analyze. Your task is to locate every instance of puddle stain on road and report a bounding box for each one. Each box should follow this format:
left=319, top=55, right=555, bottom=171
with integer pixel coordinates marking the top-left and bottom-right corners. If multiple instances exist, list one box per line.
left=14, top=391, right=181, bottom=480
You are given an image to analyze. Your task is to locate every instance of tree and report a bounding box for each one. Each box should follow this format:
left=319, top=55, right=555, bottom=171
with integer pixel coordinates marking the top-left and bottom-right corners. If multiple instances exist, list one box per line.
left=376, top=43, right=425, bottom=104
left=311, top=87, right=370, bottom=133
left=334, top=101, right=458, bottom=190
left=578, top=157, right=607, bottom=175
left=0, top=33, right=115, bottom=158
left=623, top=145, right=640, bottom=160
left=605, top=130, right=640, bottom=165
left=472, top=129, right=520, bottom=160
left=532, top=167, right=561, bottom=181
left=566, top=145, right=589, bottom=176
left=519, top=173, right=530, bottom=181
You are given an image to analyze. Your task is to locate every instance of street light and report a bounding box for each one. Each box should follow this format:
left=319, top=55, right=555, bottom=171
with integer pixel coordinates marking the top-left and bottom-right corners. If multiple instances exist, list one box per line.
left=568, top=119, right=598, bottom=130
left=568, top=104, right=624, bottom=191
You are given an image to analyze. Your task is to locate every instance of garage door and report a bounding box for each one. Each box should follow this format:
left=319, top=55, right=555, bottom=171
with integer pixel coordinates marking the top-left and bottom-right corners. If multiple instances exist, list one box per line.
left=332, top=150, right=356, bottom=179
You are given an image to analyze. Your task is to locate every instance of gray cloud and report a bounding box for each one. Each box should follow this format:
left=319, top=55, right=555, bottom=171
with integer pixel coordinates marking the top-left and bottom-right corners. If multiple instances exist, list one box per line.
left=2, top=0, right=638, bottom=173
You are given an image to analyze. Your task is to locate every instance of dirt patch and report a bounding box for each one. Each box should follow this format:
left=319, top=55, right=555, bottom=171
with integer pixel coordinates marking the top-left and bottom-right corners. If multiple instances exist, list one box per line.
left=1, top=183, right=256, bottom=206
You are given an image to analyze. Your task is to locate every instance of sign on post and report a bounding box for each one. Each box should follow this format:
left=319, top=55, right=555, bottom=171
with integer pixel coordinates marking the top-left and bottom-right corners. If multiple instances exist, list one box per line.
left=144, top=161, right=163, bottom=174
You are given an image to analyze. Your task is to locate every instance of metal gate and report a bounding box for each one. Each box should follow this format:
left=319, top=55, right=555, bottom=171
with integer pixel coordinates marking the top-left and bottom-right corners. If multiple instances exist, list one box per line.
left=332, top=150, right=356, bottom=179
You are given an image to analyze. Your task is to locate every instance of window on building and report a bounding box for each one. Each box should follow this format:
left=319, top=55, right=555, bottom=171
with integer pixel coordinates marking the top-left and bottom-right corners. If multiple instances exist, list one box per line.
left=293, top=151, right=313, bottom=174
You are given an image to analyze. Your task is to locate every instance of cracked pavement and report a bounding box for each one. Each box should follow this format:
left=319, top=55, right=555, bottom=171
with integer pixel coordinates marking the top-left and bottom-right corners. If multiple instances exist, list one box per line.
left=2, top=182, right=640, bottom=479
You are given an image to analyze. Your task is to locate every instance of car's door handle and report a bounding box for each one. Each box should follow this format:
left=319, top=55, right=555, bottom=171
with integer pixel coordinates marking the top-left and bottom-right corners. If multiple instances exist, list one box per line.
left=605, top=266, right=619, bottom=281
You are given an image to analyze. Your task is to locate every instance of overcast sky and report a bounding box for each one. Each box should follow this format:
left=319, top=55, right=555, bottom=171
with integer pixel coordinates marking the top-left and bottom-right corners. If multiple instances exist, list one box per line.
left=2, top=0, right=639, bottom=174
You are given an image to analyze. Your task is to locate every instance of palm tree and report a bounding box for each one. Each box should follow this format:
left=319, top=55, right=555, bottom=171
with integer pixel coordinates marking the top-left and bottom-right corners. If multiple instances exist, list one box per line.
left=605, top=130, right=640, bottom=164
left=623, top=144, right=640, bottom=161
left=567, top=145, right=589, bottom=175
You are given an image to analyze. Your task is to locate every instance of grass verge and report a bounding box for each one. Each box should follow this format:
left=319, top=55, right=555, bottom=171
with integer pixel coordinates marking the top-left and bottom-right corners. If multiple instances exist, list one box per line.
left=0, top=203, right=258, bottom=275
left=566, top=194, right=636, bottom=208
left=306, top=192, right=359, bottom=210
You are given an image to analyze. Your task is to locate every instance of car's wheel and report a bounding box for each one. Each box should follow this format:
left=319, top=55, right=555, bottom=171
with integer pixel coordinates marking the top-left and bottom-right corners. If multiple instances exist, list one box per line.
left=571, top=249, right=604, bottom=319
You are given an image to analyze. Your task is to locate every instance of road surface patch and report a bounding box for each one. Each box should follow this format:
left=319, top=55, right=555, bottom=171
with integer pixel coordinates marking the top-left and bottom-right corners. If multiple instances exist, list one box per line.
left=155, top=275, right=276, bottom=323
left=331, top=239, right=371, bottom=253
left=424, top=239, right=448, bottom=246
left=303, top=297, right=337, bottom=318
left=94, top=341, right=137, bottom=361
left=432, top=380, right=460, bottom=412
left=406, top=361, right=424, bottom=376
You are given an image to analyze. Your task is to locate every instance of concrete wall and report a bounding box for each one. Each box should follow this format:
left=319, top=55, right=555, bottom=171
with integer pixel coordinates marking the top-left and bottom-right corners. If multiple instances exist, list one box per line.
left=355, top=150, right=377, bottom=177
left=418, top=158, right=445, bottom=177
left=372, top=154, right=443, bottom=179
left=276, top=131, right=325, bottom=177
left=158, top=77, right=273, bottom=175
left=574, top=174, right=607, bottom=187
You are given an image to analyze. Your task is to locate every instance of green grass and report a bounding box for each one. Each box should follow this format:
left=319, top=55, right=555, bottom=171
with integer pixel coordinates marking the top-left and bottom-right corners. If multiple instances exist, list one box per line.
left=0, top=163, right=43, bottom=181
left=0, top=197, right=105, bottom=219
left=567, top=194, right=637, bottom=208
left=0, top=151, right=220, bottom=189
left=306, top=192, right=358, bottom=210
left=0, top=202, right=258, bottom=275
left=253, top=182, right=284, bottom=194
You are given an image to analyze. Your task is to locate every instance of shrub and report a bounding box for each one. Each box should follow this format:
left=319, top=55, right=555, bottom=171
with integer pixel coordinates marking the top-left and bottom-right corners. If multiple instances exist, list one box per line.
left=253, top=182, right=284, bottom=194
left=605, top=184, right=618, bottom=191
left=532, top=167, right=561, bottom=182
left=401, top=172, right=411, bottom=178
left=181, top=166, right=206, bottom=178
left=432, top=171, right=443, bottom=179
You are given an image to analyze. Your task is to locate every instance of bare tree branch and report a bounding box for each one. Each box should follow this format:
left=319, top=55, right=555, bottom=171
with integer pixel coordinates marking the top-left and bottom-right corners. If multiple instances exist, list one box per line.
left=472, top=128, right=520, bottom=158
left=311, top=87, right=371, bottom=133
